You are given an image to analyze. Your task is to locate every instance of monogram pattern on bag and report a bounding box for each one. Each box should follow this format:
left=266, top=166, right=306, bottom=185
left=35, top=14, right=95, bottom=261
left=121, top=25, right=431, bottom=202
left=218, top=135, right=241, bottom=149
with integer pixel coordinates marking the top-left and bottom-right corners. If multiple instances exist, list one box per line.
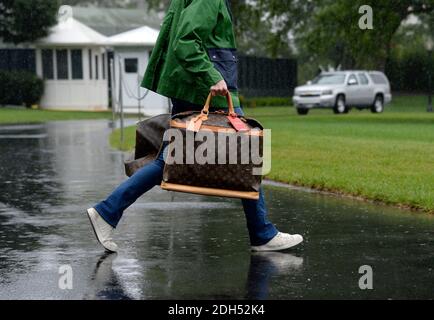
left=163, top=112, right=264, bottom=193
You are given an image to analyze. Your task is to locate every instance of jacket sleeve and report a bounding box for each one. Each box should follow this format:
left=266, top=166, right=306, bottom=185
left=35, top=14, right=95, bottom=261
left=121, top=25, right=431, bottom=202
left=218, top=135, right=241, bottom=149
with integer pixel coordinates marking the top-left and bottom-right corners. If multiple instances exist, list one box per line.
left=173, top=0, right=224, bottom=88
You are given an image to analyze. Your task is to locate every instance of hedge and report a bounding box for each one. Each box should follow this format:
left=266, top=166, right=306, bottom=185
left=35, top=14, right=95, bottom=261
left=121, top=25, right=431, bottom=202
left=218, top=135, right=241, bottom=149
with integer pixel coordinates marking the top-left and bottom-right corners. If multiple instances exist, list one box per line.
left=386, top=52, right=434, bottom=92
left=239, top=96, right=293, bottom=108
left=0, top=71, right=44, bottom=108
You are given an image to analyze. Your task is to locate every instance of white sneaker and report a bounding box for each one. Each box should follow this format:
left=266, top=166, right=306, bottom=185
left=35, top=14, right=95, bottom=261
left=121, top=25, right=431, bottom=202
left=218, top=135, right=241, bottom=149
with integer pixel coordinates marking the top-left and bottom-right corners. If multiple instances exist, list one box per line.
left=251, top=232, right=303, bottom=252
left=86, top=208, right=118, bottom=253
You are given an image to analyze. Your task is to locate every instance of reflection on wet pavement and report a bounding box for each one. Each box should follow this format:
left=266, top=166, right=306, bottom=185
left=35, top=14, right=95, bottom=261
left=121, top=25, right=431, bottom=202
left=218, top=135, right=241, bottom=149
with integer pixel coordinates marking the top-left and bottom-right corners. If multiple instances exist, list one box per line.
left=0, top=120, right=433, bottom=300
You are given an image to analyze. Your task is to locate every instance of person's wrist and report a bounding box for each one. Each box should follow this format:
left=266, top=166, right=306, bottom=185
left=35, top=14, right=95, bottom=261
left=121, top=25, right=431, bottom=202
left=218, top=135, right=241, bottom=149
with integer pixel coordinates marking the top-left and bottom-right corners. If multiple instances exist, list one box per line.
left=204, top=69, right=224, bottom=89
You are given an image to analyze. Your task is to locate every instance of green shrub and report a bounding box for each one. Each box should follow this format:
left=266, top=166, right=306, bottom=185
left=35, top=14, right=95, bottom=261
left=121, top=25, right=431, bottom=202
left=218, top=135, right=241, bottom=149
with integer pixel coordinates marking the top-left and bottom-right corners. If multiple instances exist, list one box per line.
left=386, top=52, right=434, bottom=92
left=0, top=71, right=44, bottom=108
left=239, top=95, right=293, bottom=108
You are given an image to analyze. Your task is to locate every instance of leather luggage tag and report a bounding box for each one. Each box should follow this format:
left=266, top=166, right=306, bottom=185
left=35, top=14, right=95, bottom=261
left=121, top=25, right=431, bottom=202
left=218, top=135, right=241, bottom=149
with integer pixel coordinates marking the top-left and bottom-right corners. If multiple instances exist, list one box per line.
left=187, top=114, right=207, bottom=132
left=228, top=116, right=249, bottom=132
left=187, top=118, right=203, bottom=132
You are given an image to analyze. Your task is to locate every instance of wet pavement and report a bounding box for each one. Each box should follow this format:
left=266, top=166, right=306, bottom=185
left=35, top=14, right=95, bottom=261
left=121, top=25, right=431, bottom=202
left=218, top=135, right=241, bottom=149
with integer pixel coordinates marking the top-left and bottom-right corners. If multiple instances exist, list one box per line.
left=0, top=120, right=433, bottom=300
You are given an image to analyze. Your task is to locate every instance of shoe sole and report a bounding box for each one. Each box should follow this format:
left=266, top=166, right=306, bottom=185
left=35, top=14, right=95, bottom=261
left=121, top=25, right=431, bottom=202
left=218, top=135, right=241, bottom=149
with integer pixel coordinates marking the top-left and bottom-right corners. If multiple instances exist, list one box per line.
left=86, top=209, right=117, bottom=253
left=251, top=238, right=303, bottom=252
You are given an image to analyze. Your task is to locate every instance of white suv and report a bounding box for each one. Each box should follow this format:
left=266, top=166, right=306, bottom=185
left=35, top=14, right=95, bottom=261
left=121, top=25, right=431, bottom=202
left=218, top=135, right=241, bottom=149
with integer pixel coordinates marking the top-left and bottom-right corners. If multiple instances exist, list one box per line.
left=293, top=71, right=392, bottom=115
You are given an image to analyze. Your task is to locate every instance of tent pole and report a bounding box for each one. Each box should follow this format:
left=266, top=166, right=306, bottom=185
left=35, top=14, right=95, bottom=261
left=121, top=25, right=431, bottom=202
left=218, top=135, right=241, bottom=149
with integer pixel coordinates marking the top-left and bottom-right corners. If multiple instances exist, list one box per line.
left=110, top=58, right=116, bottom=124
left=119, top=59, right=125, bottom=147
left=138, top=73, right=142, bottom=121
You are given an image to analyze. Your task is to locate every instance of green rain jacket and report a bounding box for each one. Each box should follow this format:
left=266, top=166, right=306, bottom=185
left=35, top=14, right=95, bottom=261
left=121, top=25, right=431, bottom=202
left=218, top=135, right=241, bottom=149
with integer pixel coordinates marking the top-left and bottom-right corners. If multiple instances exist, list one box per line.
left=141, top=0, right=240, bottom=108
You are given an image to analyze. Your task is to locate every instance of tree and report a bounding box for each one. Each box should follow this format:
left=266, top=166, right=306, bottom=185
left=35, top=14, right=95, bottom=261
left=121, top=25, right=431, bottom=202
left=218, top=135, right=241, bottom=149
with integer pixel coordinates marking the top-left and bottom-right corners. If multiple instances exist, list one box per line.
left=0, top=0, right=59, bottom=44
left=146, top=0, right=291, bottom=57
left=56, top=0, right=434, bottom=70
left=146, top=0, right=169, bottom=11
left=260, top=0, right=434, bottom=70
left=63, top=0, right=148, bottom=9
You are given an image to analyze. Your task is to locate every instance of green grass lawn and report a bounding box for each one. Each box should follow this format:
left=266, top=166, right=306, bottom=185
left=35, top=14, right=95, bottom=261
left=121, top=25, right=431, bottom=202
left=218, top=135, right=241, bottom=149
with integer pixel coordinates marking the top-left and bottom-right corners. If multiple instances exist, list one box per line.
left=111, top=95, right=434, bottom=213
left=0, top=107, right=113, bottom=124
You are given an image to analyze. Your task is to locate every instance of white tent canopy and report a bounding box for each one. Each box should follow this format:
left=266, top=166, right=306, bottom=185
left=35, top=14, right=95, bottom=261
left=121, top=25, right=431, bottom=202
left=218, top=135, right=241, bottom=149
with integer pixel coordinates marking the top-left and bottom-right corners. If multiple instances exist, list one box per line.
left=37, top=17, right=108, bottom=46
left=108, top=26, right=159, bottom=47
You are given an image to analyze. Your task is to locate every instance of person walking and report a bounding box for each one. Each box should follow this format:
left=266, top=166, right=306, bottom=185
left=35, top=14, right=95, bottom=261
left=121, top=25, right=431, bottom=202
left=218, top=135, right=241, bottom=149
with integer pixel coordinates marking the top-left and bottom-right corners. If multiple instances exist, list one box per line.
left=86, top=0, right=303, bottom=253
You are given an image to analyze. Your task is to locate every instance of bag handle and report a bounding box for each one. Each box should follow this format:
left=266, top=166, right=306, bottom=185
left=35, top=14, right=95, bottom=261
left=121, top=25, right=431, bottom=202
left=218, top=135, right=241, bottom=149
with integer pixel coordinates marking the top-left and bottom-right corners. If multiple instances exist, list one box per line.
left=201, top=92, right=237, bottom=117
left=186, top=92, right=237, bottom=132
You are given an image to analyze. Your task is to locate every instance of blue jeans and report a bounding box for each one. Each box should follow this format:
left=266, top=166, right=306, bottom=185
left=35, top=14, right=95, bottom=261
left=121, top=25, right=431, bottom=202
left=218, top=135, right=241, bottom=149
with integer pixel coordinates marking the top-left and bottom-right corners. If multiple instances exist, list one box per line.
left=95, top=99, right=278, bottom=246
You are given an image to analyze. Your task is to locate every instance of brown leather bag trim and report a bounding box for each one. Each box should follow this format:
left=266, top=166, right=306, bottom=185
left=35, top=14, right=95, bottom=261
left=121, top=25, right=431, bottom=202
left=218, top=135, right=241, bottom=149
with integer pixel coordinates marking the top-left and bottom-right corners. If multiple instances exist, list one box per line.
left=161, top=182, right=260, bottom=200
left=170, top=121, right=263, bottom=136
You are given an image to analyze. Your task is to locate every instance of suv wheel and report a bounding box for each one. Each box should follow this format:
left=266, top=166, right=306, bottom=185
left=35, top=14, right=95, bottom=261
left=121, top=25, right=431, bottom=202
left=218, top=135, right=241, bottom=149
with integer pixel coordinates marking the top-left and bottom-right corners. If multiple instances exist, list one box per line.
left=297, top=108, right=309, bottom=115
left=371, top=95, right=384, bottom=113
left=334, top=95, right=348, bottom=114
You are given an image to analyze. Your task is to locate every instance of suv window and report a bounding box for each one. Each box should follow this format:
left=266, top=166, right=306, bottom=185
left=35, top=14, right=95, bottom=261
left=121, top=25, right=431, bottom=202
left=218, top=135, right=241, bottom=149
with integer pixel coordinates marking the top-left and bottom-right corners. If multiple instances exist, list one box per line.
left=348, top=74, right=359, bottom=85
left=312, top=74, right=346, bottom=85
left=369, top=73, right=388, bottom=84
left=358, top=73, right=369, bottom=85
